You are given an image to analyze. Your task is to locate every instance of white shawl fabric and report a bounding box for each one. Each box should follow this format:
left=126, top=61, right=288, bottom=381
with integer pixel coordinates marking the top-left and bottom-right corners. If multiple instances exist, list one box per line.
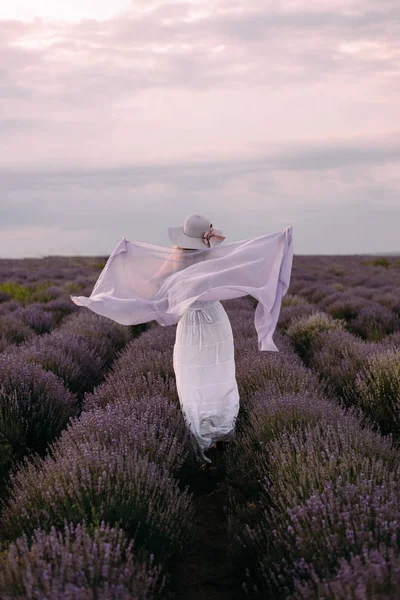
left=70, top=226, right=293, bottom=352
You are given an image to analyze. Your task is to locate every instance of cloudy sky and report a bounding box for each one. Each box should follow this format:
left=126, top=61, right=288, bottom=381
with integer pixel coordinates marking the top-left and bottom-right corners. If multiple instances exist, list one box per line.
left=1, top=0, right=399, bottom=257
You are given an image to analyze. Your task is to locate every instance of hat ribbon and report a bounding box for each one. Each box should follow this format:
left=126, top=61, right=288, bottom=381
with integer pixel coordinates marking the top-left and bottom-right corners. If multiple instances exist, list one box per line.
left=202, top=226, right=225, bottom=247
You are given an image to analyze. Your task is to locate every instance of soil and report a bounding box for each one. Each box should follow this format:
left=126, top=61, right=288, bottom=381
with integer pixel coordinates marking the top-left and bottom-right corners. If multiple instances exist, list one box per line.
left=166, top=444, right=248, bottom=600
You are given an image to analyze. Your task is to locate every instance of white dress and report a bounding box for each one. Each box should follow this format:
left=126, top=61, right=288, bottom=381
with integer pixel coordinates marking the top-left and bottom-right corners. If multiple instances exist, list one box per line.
left=173, top=298, right=239, bottom=464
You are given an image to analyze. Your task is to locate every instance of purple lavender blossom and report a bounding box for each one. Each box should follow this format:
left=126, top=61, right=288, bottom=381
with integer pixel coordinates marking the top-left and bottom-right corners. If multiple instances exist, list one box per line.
left=0, top=353, right=78, bottom=464
left=289, top=543, right=400, bottom=599
left=59, top=310, right=132, bottom=367
left=4, top=330, right=106, bottom=399
left=12, top=303, right=57, bottom=334
left=58, top=395, right=191, bottom=475
left=0, top=521, right=166, bottom=599
left=1, top=443, right=195, bottom=562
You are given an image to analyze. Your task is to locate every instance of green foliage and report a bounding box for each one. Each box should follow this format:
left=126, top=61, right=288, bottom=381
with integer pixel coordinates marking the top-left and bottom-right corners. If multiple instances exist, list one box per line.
left=63, top=282, right=86, bottom=294
left=286, top=310, right=346, bottom=365
left=92, top=261, right=107, bottom=270
left=353, top=349, right=400, bottom=436
left=281, top=294, right=308, bottom=308
left=363, top=257, right=390, bottom=268
left=0, top=283, right=31, bottom=302
left=0, top=281, right=55, bottom=304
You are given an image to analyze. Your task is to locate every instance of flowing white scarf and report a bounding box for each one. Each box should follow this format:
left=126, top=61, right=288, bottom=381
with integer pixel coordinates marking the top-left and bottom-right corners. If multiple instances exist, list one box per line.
left=70, top=226, right=293, bottom=352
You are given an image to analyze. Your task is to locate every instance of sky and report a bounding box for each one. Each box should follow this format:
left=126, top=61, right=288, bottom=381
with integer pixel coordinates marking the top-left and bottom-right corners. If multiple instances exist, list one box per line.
left=0, top=0, right=399, bottom=257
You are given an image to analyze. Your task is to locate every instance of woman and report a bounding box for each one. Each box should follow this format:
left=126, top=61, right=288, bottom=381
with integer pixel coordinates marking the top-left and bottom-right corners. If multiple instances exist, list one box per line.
left=168, top=214, right=240, bottom=466
left=70, top=213, right=293, bottom=467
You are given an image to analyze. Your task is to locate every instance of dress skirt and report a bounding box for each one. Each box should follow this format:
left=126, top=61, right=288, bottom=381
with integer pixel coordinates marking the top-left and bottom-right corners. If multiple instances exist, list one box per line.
left=173, top=299, right=240, bottom=464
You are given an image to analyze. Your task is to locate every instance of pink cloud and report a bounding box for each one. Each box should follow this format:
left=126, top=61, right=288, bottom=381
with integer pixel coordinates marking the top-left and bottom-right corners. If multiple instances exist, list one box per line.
left=0, top=0, right=399, bottom=255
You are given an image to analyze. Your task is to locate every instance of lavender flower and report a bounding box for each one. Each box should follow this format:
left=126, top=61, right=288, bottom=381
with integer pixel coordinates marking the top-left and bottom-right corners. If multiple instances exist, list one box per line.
left=0, top=353, right=78, bottom=459
left=60, top=311, right=132, bottom=368
left=0, top=314, right=36, bottom=346
left=1, top=443, right=195, bottom=562
left=4, top=331, right=105, bottom=400
left=57, top=395, right=191, bottom=475
left=0, top=521, right=166, bottom=599
left=289, top=543, right=400, bottom=600
left=15, top=303, right=57, bottom=334
left=348, top=304, right=400, bottom=341
left=310, top=328, right=382, bottom=401
left=239, top=467, right=400, bottom=596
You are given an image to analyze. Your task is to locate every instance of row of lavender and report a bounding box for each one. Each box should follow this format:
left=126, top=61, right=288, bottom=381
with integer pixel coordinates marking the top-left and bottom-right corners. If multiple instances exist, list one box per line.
left=0, top=306, right=139, bottom=485
left=0, top=318, right=198, bottom=598
left=279, top=258, right=400, bottom=439
left=220, top=298, right=400, bottom=598
left=0, top=257, right=149, bottom=488
left=270, top=255, right=400, bottom=438
left=284, top=307, right=400, bottom=439
left=288, top=254, right=400, bottom=342
left=0, top=253, right=107, bottom=351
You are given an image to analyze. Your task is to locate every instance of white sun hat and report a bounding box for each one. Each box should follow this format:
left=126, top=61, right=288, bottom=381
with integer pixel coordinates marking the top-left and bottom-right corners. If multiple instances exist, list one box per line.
left=168, top=213, right=226, bottom=249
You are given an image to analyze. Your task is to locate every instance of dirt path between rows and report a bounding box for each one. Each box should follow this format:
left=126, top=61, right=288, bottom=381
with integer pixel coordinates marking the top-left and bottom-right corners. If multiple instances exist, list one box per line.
left=166, top=445, right=248, bottom=600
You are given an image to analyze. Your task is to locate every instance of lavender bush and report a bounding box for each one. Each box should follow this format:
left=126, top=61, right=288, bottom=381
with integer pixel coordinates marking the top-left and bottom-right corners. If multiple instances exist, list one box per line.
left=15, top=303, right=57, bottom=334
left=277, top=304, right=317, bottom=334
left=58, top=396, right=191, bottom=475
left=0, top=253, right=398, bottom=598
left=0, top=354, right=78, bottom=468
left=43, top=285, right=64, bottom=299
left=309, top=328, right=382, bottom=400
left=241, top=469, right=400, bottom=597
left=0, top=336, right=9, bottom=354
left=224, top=390, right=399, bottom=526
left=84, top=368, right=179, bottom=412
left=381, top=330, right=400, bottom=350
left=352, top=348, right=400, bottom=436
left=0, top=521, right=165, bottom=600
left=1, top=443, right=195, bottom=562
left=223, top=344, right=400, bottom=598
left=234, top=336, right=325, bottom=408
left=109, top=324, right=177, bottom=382
left=0, top=300, right=20, bottom=316
left=44, top=297, right=79, bottom=324
left=281, top=294, right=310, bottom=308
left=222, top=297, right=254, bottom=311
left=289, top=543, right=400, bottom=600
left=0, top=387, right=27, bottom=475
left=347, top=303, right=400, bottom=340
left=258, top=415, right=399, bottom=510
left=372, top=290, right=400, bottom=317
left=4, top=331, right=106, bottom=400
left=286, top=311, right=346, bottom=365
left=348, top=284, right=380, bottom=299
left=59, top=311, right=133, bottom=368
left=321, top=292, right=370, bottom=320
left=0, top=314, right=36, bottom=347
left=83, top=323, right=179, bottom=412
left=296, top=284, right=338, bottom=304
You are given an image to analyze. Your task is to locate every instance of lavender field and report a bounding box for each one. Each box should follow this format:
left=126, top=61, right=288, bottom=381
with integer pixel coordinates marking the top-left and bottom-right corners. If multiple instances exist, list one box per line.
left=0, top=253, right=399, bottom=599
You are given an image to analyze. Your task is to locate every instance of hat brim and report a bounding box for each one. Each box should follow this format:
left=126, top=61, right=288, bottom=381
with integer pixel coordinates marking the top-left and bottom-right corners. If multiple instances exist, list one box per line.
left=168, top=225, right=208, bottom=250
